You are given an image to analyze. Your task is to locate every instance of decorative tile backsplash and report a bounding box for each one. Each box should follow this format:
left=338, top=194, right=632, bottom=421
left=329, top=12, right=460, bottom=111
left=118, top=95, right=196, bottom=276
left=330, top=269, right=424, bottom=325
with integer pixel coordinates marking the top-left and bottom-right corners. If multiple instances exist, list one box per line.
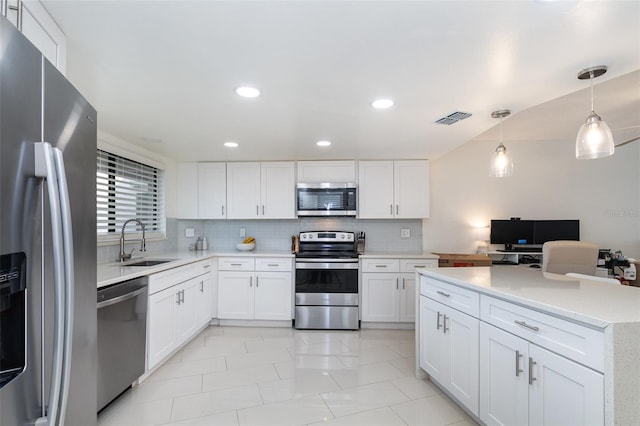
left=98, top=217, right=422, bottom=262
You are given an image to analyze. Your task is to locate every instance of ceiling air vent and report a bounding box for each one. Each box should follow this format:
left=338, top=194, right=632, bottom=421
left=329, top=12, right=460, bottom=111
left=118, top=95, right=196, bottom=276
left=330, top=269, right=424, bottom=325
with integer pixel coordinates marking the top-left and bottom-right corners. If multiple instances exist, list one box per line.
left=435, top=111, right=472, bottom=125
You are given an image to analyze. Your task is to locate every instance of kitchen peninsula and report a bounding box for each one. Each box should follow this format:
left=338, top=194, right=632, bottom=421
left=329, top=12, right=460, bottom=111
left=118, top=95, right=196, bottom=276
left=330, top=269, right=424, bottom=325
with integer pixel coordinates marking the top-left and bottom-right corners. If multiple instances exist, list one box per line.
left=415, top=266, right=640, bottom=426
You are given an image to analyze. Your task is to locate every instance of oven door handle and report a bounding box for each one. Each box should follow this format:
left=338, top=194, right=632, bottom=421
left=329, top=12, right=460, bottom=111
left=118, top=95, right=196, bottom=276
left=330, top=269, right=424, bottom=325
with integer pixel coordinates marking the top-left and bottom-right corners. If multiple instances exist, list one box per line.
left=295, top=262, right=359, bottom=270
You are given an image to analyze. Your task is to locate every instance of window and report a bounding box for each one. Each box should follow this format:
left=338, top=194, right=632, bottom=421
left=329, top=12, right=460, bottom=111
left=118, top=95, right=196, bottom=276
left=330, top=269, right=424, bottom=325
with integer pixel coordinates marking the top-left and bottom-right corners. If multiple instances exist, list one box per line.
left=96, top=150, right=165, bottom=239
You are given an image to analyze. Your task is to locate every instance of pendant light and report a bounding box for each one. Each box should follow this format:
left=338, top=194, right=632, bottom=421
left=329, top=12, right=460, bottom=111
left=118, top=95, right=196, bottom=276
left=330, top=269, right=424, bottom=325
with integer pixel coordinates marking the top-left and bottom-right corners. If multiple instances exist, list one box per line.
left=489, top=109, right=513, bottom=177
left=575, top=66, right=614, bottom=159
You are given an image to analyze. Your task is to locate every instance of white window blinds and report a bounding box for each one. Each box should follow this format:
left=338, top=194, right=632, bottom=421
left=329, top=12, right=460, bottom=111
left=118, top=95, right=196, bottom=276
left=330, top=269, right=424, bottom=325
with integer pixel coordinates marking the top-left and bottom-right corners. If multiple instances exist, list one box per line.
left=96, top=150, right=165, bottom=238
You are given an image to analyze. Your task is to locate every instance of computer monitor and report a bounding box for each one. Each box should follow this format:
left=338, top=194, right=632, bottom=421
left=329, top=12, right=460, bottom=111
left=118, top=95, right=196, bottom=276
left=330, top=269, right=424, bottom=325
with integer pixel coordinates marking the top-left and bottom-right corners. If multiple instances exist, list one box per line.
left=533, top=220, right=580, bottom=244
left=490, top=220, right=535, bottom=250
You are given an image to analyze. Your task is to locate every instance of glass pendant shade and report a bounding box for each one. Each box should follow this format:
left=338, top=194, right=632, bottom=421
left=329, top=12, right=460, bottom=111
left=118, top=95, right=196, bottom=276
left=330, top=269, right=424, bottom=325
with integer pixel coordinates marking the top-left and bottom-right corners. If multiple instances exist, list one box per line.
left=575, top=111, right=614, bottom=159
left=490, top=143, right=513, bottom=177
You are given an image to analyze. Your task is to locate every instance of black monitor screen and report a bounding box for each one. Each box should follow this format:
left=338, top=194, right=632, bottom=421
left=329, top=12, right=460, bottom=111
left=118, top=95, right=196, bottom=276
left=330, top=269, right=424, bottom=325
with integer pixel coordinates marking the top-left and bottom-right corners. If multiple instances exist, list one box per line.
left=490, top=220, right=535, bottom=245
left=533, top=220, right=580, bottom=244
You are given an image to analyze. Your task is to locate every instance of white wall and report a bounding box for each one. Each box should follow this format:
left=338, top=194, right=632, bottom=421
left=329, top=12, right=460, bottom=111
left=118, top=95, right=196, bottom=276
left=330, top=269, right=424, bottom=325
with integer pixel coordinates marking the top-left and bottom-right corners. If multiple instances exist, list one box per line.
left=423, top=136, right=640, bottom=257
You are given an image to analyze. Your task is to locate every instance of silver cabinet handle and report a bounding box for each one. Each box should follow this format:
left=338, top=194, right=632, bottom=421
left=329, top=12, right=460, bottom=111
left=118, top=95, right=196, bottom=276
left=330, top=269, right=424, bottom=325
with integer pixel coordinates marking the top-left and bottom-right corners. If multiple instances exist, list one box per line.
left=250, top=276, right=253, bottom=287
left=256, top=276, right=259, bottom=287
left=436, top=311, right=442, bottom=330
left=515, top=320, right=539, bottom=332
left=256, top=205, right=259, bottom=216
left=200, top=280, right=204, bottom=292
left=390, top=204, right=393, bottom=215
left=267, top=263, right=279, bottom=267
left=529, top=357, right=537, bottom=385
left=396, top=204, right=399, bottom=215
left=443, top=314, right=449, bottom=333
left=396, top=278, right=399, bottom=290
left=402, top=278, right=405, bottom=290
left=375, top=264, right=388, bottom=268
left=181, top=289, right=185, bottom=303
left=176, top=291, right=181, bottom=305
left=414, top=265, right=426, bottom=269
left=262, top=205, right=265, bottom=215
left=436, top=290, right=451, bottom=297
left=515, top=350, right=523, bottom=377
left=203, top=264, right=211, bottom=268
left=230, top=263, right=242, bottom=266
left=222, top=205, right=225, bottom=216
left=1, top=0, right=7, bottom=19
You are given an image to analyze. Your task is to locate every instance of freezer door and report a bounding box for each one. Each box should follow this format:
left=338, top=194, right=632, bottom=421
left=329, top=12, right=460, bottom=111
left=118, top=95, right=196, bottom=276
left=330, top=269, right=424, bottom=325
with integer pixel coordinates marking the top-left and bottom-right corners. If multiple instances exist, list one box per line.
left=0, top=15, right=46, bottom=426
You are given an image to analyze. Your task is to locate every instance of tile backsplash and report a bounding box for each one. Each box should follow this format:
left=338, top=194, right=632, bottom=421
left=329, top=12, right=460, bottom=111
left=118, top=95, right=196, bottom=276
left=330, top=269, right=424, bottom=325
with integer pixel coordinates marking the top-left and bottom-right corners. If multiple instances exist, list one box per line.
left=98, top=217, right=423, bottom=262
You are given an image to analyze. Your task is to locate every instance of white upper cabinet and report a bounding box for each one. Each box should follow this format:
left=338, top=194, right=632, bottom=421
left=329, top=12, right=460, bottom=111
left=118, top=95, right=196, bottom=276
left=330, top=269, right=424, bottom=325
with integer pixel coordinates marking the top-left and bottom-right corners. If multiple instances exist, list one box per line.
left=358, top=160, right=429, bottom=219
left=6, top=0, right=67, bottom=74
left=227, top=162, right=295, bottom=219
left=198, top=162, right=226, bottom=219
left=176, top=162, right=226, bottom=219
left=297, top=161, right=356, bottom=183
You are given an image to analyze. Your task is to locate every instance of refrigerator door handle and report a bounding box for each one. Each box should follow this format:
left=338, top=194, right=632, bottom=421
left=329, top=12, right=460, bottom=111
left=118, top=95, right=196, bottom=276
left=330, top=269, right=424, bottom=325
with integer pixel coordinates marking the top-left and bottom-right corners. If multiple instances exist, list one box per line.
left=33, top=142, right=66, bottom=426
left=53, top=147, right=75, bottom=426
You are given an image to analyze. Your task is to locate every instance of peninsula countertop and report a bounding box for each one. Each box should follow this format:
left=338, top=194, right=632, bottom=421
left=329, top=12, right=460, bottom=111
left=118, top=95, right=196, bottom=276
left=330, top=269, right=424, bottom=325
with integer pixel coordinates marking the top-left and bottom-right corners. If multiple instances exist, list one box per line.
left=417, top=265, right=640, bottom=328
left=97, top=250, right=294, bottom=288
left=360, top=252, right=439, bottom=259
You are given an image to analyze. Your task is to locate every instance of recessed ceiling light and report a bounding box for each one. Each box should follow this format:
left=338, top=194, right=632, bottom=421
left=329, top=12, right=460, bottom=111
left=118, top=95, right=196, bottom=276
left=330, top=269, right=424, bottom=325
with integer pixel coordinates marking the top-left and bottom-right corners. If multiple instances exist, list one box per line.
left=224, top=141, right=239, bottom=148
left=234, top=86, right=260, bottom=98
left=371, top=99, right=394, bottom=109
left=316, top=140, right=331, bottom=147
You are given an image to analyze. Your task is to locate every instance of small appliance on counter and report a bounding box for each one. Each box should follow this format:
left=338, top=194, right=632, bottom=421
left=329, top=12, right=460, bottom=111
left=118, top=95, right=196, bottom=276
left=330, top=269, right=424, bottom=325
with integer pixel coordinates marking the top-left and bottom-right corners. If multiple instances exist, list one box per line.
left=356, top=231, right=366, bottom=254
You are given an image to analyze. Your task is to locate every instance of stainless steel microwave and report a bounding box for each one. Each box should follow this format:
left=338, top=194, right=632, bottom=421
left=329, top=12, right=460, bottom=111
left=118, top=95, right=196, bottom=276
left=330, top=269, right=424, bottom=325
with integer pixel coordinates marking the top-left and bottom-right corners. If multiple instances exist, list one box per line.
left=296, top=183, right=357, bottom=217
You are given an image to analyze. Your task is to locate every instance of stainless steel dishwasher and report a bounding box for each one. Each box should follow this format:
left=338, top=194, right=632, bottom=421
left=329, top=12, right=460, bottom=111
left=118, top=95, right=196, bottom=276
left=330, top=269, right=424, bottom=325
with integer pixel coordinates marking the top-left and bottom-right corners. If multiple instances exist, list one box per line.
left=97, top=276, right=148, bottom=411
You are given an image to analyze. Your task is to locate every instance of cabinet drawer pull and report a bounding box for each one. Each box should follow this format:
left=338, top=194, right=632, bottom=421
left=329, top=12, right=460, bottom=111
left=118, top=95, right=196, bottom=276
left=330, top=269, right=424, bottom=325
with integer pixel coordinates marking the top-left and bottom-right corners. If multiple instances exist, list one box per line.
left=413, top=265, right=426, bottom=269
left=375, top=265, right=388, bottom=268
left=203, top=264, right=211, bottom=268
left=443, top=314, right=449, bottom=333
left=528, top=357, right=537, bottom=385
left=267, top=263, right=279, bottom=267
left=514, top=320, right=539, bottom=332
left=436, top=311, right=442, bottom=330
left=230, top=263, right=242, bottom=266
left=515, top=350, right=523, bottom=377
left=436, top=290, right=451, bottom=297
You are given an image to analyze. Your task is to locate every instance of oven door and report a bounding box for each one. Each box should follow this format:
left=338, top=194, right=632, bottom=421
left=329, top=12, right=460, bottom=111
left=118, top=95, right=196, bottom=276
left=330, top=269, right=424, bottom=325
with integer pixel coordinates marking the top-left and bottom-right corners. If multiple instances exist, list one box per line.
left=295, top=261, right=358, bottom=294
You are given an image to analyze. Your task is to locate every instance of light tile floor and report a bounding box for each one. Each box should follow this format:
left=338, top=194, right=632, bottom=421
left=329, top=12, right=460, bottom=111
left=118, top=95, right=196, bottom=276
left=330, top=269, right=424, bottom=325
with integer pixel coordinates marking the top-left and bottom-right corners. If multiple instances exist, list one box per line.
left=98, top=326, right=479, bottom=426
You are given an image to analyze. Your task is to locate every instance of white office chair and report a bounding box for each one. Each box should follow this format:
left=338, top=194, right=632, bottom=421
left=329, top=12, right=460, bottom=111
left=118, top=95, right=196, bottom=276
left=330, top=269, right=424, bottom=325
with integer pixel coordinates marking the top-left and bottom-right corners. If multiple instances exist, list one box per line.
left=565, top=272, right=620, bottom=285
left=542, top=240, right=599, bottom=275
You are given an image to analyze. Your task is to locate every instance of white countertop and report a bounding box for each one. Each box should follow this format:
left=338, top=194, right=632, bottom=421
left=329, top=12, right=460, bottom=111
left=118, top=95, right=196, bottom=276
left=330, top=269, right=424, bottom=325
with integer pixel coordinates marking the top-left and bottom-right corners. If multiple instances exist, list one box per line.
left=360, top=252, right=438, bottom=259
left=418, top=266, right=640, bottom=328
left=97, top=250, right=294, bottom=288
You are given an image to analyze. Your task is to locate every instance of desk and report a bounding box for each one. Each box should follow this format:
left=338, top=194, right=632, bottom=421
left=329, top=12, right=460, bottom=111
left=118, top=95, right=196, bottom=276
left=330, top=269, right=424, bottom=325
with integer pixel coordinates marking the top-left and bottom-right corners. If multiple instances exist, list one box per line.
left=488, top=250, right=542, bottom=265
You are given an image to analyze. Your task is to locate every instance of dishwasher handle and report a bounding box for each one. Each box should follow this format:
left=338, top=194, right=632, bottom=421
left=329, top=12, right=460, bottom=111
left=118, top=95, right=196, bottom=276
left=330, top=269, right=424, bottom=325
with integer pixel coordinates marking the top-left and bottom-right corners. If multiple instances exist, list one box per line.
left=98, top=282, right=148, bottom=309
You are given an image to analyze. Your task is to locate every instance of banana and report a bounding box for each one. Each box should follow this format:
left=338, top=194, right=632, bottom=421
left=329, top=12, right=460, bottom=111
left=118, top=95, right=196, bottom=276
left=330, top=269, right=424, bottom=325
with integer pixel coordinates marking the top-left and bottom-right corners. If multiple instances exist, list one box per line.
left=243, top=237, right=255, bottom=244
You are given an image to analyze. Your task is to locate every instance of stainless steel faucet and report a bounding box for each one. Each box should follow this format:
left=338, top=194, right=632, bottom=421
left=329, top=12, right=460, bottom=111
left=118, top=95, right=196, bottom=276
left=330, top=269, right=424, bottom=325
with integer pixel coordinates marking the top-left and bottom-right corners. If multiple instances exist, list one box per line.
left=119, top=218, right=146, bottom=262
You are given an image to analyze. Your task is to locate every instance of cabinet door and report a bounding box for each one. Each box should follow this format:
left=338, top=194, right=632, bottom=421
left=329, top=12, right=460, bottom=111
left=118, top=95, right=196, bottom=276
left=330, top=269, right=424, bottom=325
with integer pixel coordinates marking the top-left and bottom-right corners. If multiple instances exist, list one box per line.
left=260, top=162, right=295, bottom=219
left=198, top=162, right=226, bottom=219
left=217, top=271, right=254, bottom=319
left=254, top=272, right=292, bottom=320
left=176, top=279, right=199, bottom=345
left=226, top=162, right=261, bottom=219
left=358, top=161, right=395, bottom=219
left=447, top=305, right=479, bottom=416
left=7, top=0, right=67, bottom=73
left=195, top=273, right=212, bottom=328
left=361, top=273, right=399, bottom=322
left=528, top=345, right=604, bottom=426
left=147, top=288, right=179, bottom=369
left=176, top=162, right=199, bottom=219
left=394, top=160, right=429, bottom=218
left=480, top=322, right=529, bottom=426
left=420, top=297, right=446, bottom=379
left=399, top=273, right=416, bottom=322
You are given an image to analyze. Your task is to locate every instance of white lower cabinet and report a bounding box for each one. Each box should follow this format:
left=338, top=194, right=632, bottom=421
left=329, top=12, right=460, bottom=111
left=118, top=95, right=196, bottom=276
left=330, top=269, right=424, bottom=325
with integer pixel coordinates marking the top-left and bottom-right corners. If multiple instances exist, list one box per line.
left=480, top=322, right=604, bottom=426
left=147, top=260, right=213, bottom=370
left=420, top=296, right=479, bottom=416
left=361, top=258, right=437, bottom=323
left=218, top=257, right=292, bottom=321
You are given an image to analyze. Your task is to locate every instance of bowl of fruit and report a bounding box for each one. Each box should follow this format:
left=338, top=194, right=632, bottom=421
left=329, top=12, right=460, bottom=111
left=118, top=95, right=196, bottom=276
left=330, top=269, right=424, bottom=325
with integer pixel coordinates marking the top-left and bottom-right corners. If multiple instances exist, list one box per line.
left=236, top=237, right=256, bottom=251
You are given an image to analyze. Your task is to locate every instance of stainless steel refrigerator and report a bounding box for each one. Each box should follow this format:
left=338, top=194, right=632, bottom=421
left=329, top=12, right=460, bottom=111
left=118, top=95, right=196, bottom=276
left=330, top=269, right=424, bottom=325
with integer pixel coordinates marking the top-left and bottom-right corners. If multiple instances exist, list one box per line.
left=0, top=15, right=97, bottom=426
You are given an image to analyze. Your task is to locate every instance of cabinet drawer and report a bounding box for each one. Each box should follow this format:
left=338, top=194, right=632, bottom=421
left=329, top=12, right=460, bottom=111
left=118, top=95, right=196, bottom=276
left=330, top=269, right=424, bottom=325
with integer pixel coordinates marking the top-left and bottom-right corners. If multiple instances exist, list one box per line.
left=361, top=258, right=400, bottom=273
left=218, top=257, right=255, bottom=271
left=149, top=262, right=200, bottom=295
left=255, top=257, right=292, bottom=272
left=420, top=276, right=479, bottom=317
left=480, top=295, right=605, bottom=372
left=400, top=259, right=437, bottom=273
left=195, top=259, right=214, bottom=274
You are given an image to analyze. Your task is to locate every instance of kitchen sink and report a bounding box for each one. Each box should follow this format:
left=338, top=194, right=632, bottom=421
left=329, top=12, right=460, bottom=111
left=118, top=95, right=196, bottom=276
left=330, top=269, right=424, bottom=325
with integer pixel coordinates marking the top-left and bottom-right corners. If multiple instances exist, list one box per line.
left=125, top=259, right=176, bottom=267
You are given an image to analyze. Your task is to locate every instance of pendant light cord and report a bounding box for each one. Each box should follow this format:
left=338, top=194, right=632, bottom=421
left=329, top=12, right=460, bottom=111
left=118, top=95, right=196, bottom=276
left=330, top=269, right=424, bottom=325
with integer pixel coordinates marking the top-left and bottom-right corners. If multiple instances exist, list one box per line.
left=590, top=70, right=595, bottom=112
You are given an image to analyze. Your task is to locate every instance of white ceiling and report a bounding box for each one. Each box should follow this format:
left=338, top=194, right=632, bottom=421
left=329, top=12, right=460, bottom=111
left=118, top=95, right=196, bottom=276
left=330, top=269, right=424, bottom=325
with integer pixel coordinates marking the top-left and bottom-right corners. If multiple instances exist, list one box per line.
left=42, top=0, right=640, bottom=162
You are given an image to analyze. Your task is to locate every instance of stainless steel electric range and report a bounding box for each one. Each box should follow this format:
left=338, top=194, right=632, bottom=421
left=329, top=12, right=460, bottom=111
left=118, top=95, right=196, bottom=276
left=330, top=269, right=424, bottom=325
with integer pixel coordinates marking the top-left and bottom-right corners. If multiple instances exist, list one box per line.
left=294, top=231, right=359, bottom=330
